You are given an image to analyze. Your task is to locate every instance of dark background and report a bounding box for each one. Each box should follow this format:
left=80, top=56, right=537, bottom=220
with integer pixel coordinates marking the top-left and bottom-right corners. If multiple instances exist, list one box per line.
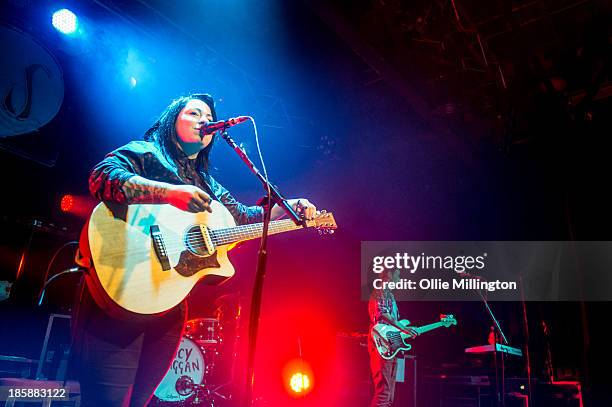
left=1, top=0, right=610, bottom=405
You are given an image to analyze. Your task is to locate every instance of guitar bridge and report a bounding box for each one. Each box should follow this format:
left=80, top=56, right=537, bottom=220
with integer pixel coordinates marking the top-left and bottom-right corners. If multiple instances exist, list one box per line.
left=150, top=225, right=171, bottom=271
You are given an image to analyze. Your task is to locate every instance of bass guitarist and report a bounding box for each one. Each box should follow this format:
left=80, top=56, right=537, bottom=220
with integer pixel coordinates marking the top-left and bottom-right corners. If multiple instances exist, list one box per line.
left=72, top=93, right=316, bottom=406
left=368, top=268, right=418, bottom=407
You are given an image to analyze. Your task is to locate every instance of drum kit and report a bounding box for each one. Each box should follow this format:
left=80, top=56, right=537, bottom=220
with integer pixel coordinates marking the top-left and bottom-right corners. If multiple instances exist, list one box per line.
left=152, top=318, right=231, bottom=406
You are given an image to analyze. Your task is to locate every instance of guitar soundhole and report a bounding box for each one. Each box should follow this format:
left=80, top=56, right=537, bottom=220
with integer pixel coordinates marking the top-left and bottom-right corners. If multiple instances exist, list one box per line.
left=184, top=226, right=209, bottom=257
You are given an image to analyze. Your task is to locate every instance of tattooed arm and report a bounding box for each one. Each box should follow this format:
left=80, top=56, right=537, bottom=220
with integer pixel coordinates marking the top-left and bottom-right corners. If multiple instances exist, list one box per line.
left=89, top=143, right=212, bottom=212
left=120, top=175, right=172, bottom=204
left=124, top=176, right=213, bottom=213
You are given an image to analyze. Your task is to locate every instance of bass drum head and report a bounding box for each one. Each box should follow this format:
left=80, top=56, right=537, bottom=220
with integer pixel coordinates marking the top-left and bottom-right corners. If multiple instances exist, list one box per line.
left=154, top=337, right=205, bottom=401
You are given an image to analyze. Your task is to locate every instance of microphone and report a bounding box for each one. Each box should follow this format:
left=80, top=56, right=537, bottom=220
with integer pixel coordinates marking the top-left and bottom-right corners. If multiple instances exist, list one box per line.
left=199, top=116, right=249, bottom=135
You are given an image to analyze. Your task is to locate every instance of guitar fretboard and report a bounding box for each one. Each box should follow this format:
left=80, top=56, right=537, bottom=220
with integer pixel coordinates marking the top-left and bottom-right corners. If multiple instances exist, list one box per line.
left=209, top=218, right=304, bottom=246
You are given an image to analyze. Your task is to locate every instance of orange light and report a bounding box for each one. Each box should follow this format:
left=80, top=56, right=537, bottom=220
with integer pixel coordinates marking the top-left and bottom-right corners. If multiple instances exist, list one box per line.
left=289, top=372, right=311, bottom=394
left=60, top=194, right=74, bottom=212
left=283, top=359, right=314, bottom=398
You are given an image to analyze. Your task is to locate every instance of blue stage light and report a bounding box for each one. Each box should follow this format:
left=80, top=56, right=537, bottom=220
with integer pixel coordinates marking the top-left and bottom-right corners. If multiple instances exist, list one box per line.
left=129, top=76, right=138, bottom=88
left=52, top=9, right=78, bottom=35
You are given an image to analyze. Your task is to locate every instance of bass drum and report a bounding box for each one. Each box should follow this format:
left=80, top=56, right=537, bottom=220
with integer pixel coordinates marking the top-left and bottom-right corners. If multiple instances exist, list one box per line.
left=153, top=337, right=205, bottom=402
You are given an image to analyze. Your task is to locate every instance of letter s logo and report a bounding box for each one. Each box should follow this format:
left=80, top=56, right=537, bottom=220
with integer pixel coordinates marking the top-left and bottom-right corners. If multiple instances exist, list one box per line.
left=0, top=25, right=64, bottom=138
left=3, top=64, right=50, bottom=120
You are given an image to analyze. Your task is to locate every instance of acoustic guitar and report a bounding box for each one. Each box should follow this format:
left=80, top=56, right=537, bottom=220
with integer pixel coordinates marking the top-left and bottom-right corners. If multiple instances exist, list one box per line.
left=84, top=200, right=336, bottom=315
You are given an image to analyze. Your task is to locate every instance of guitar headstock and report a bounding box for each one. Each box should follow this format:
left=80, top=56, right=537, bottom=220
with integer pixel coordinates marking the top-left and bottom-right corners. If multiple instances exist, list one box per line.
left=440, top=314, right=457, bottom=327
left=305, top=210, right=337, bottom=235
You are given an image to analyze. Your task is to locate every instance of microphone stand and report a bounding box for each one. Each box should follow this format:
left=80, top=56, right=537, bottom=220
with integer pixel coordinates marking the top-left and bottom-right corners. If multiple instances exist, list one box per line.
left=476, top=287, right=508, bottom=407
left=461, top=274, right=509, bottom=406
left=218, top=131, right=303, bottom=407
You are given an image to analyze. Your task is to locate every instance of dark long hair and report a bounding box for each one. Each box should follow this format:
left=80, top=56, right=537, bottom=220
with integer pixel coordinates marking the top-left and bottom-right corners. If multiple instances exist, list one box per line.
left=144, top=93, right=218, bottom=173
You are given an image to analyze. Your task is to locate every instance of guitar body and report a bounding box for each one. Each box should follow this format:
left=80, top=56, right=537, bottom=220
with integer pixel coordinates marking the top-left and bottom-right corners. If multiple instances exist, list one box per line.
left=86, top=200, right=237, bottom=316
left=371, top=319, right=413, bottom=360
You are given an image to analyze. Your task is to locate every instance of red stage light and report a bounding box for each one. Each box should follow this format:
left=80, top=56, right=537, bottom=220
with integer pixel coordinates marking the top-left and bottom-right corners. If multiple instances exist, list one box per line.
left=59, top=194, right=96, bottom=218
left=283, top=360, right=314, bottom=398
left=60, top=194, right=74, bottom=212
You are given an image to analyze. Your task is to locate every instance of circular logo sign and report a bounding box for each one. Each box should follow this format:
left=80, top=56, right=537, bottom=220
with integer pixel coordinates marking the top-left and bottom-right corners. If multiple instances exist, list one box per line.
left=0, top=24, right=64, bottom=138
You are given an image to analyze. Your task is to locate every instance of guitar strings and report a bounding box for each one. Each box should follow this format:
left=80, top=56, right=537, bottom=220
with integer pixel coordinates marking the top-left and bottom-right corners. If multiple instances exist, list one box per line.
left=156, top=229, right=299, bottom=253
left=180, top=223, right=298, bottom=245
left=150, top=218, right=298, bottom=241
left=158, top=218, right=299, bottom=240
left=115, top=210, right=327, bottom=255
left=157, top=225, right=290, bottom=244
left=92, top=225, right=265, bottom=257
left=149, top=222, right=302, bottom=253
left=124, top=212, right=329, bottom=252
left=112, top=208, right=329, bottom=252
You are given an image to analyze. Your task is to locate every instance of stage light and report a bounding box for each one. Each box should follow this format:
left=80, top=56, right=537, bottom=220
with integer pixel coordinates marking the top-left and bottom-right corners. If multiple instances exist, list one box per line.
left=129, top=76, right=138, bottom=88
left=59, top=194, right=96, bottom=218
left=60, top=194, right=74, bottom=212
left=52, top=9, right=78, bottom=35
left=289, top=372, right=311, bottom=394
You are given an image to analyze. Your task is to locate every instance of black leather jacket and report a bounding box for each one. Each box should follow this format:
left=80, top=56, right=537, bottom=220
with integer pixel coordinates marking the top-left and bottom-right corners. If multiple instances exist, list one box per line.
left=88, top=140, right=263, bottom=225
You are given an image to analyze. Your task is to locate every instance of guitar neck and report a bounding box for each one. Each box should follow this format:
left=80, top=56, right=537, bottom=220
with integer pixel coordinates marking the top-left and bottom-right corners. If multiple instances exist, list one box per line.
left=414, top=321, right=446, bottom=335
left=210, top=218, right=305, bottom=246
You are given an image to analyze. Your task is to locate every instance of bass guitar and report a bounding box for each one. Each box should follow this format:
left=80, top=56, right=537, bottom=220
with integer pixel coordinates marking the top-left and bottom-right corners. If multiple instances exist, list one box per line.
left=371, top=314, right=457, bottom=359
